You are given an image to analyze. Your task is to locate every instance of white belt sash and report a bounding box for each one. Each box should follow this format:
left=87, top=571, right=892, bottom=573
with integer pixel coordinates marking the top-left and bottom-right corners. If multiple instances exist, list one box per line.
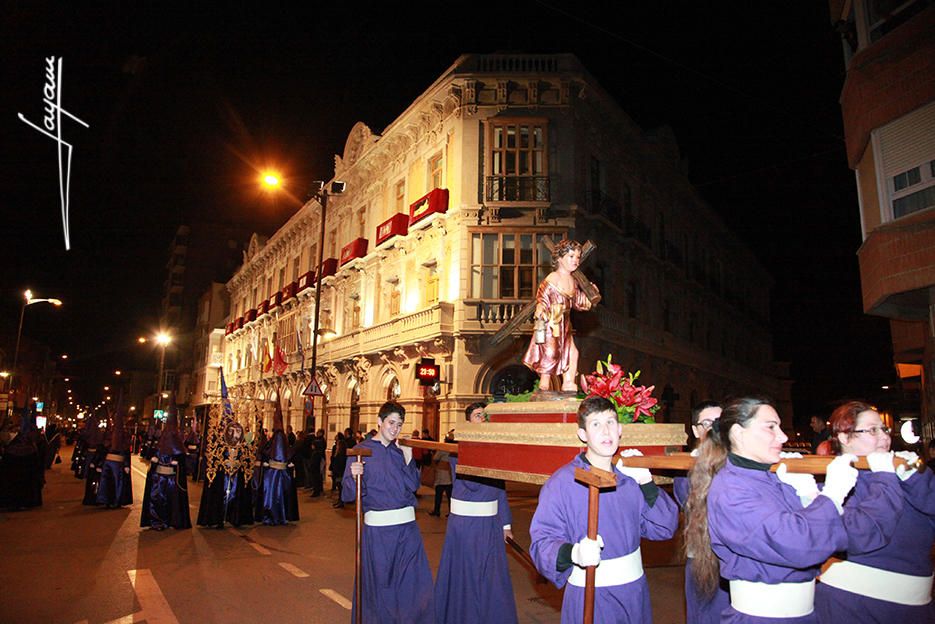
left=364, top=506, right=416, bottom=527
left=155, top=465, right=176, bottom=476
left=568, top=547, right=643, bottom=588
left=450, top=498, right=497, bottom=517
left=730, top=579, right=814, bottom=618
left=105, top=453, right=125, bottom=463
left=268, top=460, right=288, bottom=470
left=820, top=560, right=933, bottom=606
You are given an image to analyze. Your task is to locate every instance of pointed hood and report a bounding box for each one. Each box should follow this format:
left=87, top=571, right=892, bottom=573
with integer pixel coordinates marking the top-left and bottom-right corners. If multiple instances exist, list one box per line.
left=269, top=400, right=289, bottom=462
left=109, top=398, right=130, bottom=452
left=5, top=404, right=39, bottom=455
left=85, top=410, right=105, bottom=447
left=157, top=395, right=185, bottom=455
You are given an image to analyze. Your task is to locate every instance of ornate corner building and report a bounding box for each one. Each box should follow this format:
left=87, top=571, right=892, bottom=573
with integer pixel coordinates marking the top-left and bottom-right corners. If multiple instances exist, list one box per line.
left=829, top=1, right=935, bottom=437
left=221, top=53, right=790, bottom=437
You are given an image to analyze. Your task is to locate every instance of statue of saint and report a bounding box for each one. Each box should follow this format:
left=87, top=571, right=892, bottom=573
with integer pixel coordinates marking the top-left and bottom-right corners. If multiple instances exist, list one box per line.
left=522, top=239, right=598, bottom=392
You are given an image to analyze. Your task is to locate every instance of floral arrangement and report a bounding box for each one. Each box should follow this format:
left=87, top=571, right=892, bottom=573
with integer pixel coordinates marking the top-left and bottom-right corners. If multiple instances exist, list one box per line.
left=580, top=354, right=659, bottom=423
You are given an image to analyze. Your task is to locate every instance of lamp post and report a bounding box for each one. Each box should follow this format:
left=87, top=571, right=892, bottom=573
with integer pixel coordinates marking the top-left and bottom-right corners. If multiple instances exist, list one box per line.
left=262, top=174, right=345, bottom=430
left=155, top=332, right=172, bottom=410
left=308, top=180, right=346, bottom=393
left=11, top=290, right=62, bottom=409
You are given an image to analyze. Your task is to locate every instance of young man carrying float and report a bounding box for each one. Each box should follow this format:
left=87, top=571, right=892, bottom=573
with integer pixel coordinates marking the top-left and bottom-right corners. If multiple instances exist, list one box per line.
left=530, top=396, right=679, bottom=623
left=341, top=401, right=433, bottom=623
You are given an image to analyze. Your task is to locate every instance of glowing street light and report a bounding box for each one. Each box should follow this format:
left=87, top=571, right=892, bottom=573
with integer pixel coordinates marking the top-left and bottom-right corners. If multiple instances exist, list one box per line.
left=114, top=370, right=122, bottom=376
left=11, top=289, right=63, bottom=400
left=262, top=171, right=281, bottom=188
left=154, top=331, right=172, bottom=409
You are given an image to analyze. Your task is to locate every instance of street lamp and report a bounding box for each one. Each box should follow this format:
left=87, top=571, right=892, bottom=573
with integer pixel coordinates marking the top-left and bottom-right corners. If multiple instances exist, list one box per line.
left=308, top=181, right=346, bottom=412
left=11, top=289, right=62, bottom=404
left=155, top=332, right=172, bottom=409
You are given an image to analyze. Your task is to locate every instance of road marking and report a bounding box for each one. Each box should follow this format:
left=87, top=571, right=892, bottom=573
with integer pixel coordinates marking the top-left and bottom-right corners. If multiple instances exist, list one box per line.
left=127, top=568, right=179, bottom=624
left=319, top=588, right=352, bottom=610
left=131, top=465, right=148, bottom=479
left=249, top=542, right=271, bottom=555
left=278, top=562, right=309, bottom=578
left=227, top=527, right=273, bottom=555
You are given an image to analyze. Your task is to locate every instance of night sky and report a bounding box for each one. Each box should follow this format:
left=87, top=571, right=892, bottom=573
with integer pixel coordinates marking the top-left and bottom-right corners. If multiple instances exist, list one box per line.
left=0, top=2, right=893, bottom=424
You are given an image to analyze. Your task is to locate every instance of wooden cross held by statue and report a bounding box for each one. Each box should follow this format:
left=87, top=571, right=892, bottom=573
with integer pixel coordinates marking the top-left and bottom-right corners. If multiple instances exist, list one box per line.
left=574, top=464, right=617, bottom=624
left=489, top=238, right=601, bottom=346
left=347, top=446, right=372, bottom=624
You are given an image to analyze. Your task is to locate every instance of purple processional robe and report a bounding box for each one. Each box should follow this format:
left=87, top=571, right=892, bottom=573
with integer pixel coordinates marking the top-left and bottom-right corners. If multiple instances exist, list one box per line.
left=140, top=452, right=192, bottom=530
left=341, top=438, right=433, bottom=624
left=530, top=454, right=679, bottom=624
left=434, top=455, right=518, bottom=624
left=816, top=469, right=935, bottom=623
left=261, top=430, right=299, bottom=525
left=96, top=449, right=133, bottom=508
left=707, top=456, right=847, bottom=624
left=674, top=476, right=731, bottom=624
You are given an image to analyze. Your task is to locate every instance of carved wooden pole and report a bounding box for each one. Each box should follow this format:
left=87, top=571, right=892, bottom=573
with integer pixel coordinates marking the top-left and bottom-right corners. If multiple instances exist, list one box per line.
left=573, top=464, right=617, bottom=624
left=347, top=446, right=372, bottom=624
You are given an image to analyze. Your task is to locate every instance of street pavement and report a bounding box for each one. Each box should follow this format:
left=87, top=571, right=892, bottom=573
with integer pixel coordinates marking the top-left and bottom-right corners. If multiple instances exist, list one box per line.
left=0, top=446, right=687, bottom=623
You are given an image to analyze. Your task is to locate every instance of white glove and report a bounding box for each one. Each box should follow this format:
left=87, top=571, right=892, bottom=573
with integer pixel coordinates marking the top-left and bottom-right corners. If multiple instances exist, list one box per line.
left=776, top=463, right=819, bottom=506
left=571, top=534, right=604, bottom=568
left=894, top=451, right=919, bottom=482
left=616, top=449, right=652, bottom=485
left=400, top=444, right=413, bottom=465
left=350, top=461, right=364, bottom=477
left=779, top=451, right=803, bottom=459
left=689, top=448, right=700, bottom=457
left=820, top=454, right=858, bottom=514
left=123, top=467, right=130, bottom=474
left=867, top=451, right=895, bottom=473
left=150, top=456, right=159, bottom=463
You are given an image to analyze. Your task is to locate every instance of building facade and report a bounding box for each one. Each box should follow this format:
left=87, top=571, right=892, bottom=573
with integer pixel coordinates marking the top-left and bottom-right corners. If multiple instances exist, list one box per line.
left=157, top=223, right=247, bottom=417
left=223, top=53, right=790, bottom=437
left=829, top=1, right=935, bottom=438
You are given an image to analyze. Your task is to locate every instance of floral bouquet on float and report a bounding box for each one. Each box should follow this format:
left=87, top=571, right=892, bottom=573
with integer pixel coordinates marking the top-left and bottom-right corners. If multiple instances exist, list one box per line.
left=580, top=354, right=659, bottom=424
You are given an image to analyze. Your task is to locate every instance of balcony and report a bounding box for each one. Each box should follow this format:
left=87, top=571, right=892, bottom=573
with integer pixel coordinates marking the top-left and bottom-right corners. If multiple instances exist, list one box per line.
left=257, top=299, right=270, bottom=317
left=376, top=213, right=409, bottom=248
left=297, top=270, right=315, bottom=293
left=587, top=190, right=622, bottom=223
left=244, top=308, right=257, bottom=323
left=282, top=281, right=298, bottom=301
left=317, top=303, right=454, bottom=362
left=460, top=299, right=531, bottom=334
left=340, top=237, right=369, bottom=266
left=409, top=188, right=449, bottom=228
left=485, top=176, right=549, bottom=203
left=268, top=291, right=283, bottom=310
left=320, top=258, right=338, bottom=280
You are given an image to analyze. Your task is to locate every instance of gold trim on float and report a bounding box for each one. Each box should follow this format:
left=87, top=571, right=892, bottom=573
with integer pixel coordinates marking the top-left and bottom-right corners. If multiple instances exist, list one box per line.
left=457, top=464, right=551, bottom=485
left=457, top=421, right=687, bottom=448
left=484, top=400, right=581, bottom=415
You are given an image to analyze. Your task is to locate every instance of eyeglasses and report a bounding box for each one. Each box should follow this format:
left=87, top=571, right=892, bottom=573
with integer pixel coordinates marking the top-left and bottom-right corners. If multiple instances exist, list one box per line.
left=852, top=426, right=890, bottom=437
left=697, top=420, right=715, bottom=430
